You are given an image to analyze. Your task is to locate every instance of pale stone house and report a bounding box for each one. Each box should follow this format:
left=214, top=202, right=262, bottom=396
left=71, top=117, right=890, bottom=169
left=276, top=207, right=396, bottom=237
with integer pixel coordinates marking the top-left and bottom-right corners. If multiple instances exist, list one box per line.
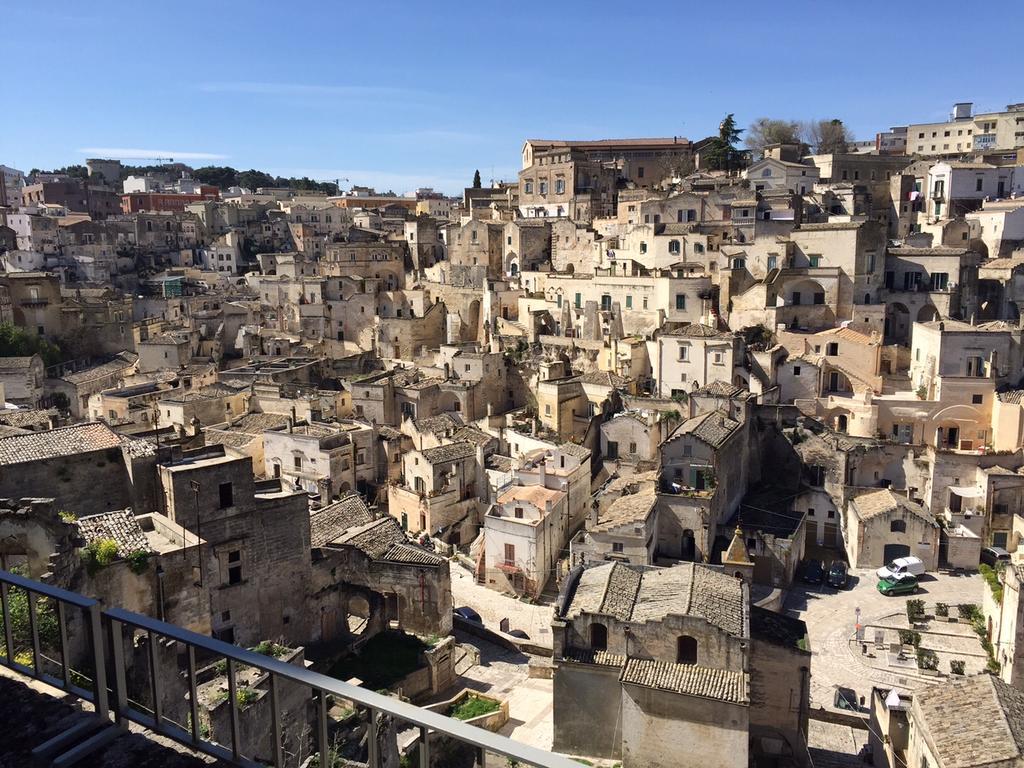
left=483, top=483, right=567, bottom=597
left=844, top=489, right=940, bottom=570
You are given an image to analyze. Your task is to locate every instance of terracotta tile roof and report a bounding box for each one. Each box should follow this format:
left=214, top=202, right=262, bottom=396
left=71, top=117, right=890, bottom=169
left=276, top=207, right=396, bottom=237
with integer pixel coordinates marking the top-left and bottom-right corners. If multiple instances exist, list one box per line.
left=592, top=490, right=657, bottom=533
left=413, top=413, right=463, bottom=435
left=450, top=426, right=494, bottom=447
left=693, top=381, right=747, bottom=398
left=0, top=409, right=57, bottom=429
left=421, top=440, right=477, bottom=464
left=62, top=352, right=138, bottom=385
left=0, top=356, right=39, bottom=370
left=497, top=484, right=565, bottom=509
left=336, top=516, right=444, bottom=565
left=620, top=658, right=748, bottom=704
left=309, top=493, right=373, bottom=547
left=558, top=442, right=592, bottom=460
left=76, top=509, right=150, bottom=553
left=577, top=370, right=630, bottom=388
left=0, top=423, right=123, bottom=465
left=226, top=412, right=290, bottom=434
left=914, top=674, right=1024, bottom=768
left=851, top=489, right=937, bottom=526
left=662, top=323, right=732, bottom=339
left=562, top=647, right=626, bottom=667
left=664, top=410, right=740, bottom=449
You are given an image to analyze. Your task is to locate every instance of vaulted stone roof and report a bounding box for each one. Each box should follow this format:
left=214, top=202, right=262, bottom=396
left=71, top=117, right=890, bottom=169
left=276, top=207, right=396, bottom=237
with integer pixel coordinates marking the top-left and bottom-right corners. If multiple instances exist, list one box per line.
left=565, top=562, right=747, bottom=637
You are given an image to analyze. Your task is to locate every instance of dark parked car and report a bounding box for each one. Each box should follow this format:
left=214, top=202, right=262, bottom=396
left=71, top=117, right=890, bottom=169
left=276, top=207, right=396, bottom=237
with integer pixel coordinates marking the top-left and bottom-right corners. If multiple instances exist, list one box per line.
left=981, top=546, right=1011, bottom=568
left=453, top=606, right=482, bottom=624
left=827, top=561, right=849, bottom=589
left=801, top=559, right=825, bottom=584
left=507, top=629, right=530, bottom=640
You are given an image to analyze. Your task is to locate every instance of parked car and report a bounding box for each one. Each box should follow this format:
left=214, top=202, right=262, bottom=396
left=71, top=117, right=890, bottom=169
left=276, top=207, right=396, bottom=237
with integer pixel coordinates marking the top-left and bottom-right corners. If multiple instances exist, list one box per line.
left=827, top=561, right=849, bottom=589
left=507, top=629, right=530, bottom=640
left=453, top=606, right=482, bottom=624
left=801, top=559, right=825, bottom=584
left=876, top=556, right=925, bottom=581
left=877, top=573, right=919, bottom=596
left=980, top=547, right=1011, bottom=568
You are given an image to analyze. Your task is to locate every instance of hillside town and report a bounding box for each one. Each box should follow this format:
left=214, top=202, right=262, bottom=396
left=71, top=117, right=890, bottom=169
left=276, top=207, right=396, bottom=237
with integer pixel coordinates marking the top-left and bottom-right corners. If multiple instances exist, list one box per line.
left=2, top=101, right=1024, bottom=768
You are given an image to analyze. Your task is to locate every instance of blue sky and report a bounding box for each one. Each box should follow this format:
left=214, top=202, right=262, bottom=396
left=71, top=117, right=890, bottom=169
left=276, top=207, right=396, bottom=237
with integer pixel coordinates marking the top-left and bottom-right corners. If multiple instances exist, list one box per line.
left=2, top=0, right=1022, bottom=194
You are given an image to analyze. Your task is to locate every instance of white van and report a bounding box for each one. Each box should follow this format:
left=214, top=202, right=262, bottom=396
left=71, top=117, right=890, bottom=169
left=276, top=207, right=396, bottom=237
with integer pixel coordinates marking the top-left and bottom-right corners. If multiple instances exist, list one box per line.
left=876, top=556, right=925, bottom=580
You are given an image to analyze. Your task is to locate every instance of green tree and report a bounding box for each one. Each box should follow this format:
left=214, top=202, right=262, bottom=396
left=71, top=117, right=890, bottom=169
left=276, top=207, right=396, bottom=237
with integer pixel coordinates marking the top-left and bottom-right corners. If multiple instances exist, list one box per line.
left=472, top=169, right=482, bottom=188
left=0, top=323, right=63, bottom=367
left=745, top=118, right=803, bottom=156
left=193, top=166, right=239, bottom=189
left=237, top=169, right=277, bottom=191
left=705, top=114, right=744, bottom=172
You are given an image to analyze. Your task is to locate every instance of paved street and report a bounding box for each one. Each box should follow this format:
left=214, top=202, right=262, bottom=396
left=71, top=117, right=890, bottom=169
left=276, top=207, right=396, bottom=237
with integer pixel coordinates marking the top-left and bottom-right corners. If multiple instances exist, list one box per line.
left=785, top=566, right=984, bottom=709
left=450, top=559, right=556, bottom=647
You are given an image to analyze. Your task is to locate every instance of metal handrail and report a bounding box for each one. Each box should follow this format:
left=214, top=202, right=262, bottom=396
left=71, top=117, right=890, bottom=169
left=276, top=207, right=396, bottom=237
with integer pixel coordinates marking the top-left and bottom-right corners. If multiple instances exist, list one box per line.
left=1, top=568, right=579, bottom=768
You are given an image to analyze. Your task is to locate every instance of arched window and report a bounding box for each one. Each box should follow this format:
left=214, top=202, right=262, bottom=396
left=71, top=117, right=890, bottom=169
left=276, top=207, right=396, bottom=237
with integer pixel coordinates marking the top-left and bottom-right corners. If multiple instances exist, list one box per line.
left=890, top=519, right=907, bottom=533
left=590, top=623, right=607, bottom=651
left=762, top=168, right=772, bottom=177
left=677, top=635, right=698, bottom=664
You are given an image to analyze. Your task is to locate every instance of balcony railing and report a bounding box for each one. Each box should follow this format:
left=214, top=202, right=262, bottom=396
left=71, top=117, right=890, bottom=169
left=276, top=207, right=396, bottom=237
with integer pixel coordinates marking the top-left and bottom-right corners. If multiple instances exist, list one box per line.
left=0, top=568, right=578, bottom=768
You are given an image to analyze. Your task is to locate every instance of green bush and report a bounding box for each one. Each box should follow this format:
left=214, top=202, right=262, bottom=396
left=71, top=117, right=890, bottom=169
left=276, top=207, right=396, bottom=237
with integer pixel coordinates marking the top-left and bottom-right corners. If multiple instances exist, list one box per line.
left=958, top=603, right=981, bottom=621
left=126, top=550, right=150, bottom=575
left=979, top=564, right=1004, bottom=603
left=950, top=659, right=965, bottom=675
left=235, top=686, right=259, bottom=709
left=81, top=539, right=119, bottom=575
left=898, top=629, right=921, bottom=647
left=450, top=694, right=499, bottom=721
left=906, top=599, right=925, bottom=623
left=935, top=602, right=949, bottom=617
left=252, top=640, right=287, bottom=658
left=0, top=567, right=60, bottom=658
left=916, top=648, right=939, bottom=671
left=58, top=510, right=77, bottom=523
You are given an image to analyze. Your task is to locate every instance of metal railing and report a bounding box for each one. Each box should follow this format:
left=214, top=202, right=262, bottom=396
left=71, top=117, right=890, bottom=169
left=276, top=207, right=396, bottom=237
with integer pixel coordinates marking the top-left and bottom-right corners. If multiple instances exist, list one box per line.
left=0, top=568, right=579, bottom=768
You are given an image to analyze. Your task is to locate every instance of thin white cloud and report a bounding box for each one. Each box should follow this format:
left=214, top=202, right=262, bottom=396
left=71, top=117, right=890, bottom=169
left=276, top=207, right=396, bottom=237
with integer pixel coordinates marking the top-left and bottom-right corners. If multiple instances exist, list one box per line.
left=77, top=147, right=228, bottom=161
left=197, top=81, right=415, bottom=98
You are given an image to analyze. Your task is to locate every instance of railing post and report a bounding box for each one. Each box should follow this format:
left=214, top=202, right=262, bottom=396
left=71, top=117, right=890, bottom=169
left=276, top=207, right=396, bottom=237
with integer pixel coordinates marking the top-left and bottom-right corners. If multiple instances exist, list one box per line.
left=226, top=658, right=240, bottom=761
left=147, top=630, right=162, bottom=727
left=107, top=615, right=126, bottom=724
left=367, top=706, right=379, bottom=767
left=57, top=601, right=70, bottom=689
left=270, top=674, right=283, bottom=768
left=187, top=645, right=200, bottom=744
left=28, top=590, right=41, bottom=676
left=419, top=725, right=430, bottom=768
left=89, top=603, right=110, bottom=721
left=0, top=581, right=13, bottom=664
left=317, top=688, right=329, bottom=767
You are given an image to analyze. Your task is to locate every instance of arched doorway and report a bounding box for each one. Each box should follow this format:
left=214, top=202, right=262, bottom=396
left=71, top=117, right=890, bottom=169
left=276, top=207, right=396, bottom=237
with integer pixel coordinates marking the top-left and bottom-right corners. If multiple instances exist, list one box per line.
left=680, top=530, right=696, bottom=561
left=917, top=304, right=939, bottom=323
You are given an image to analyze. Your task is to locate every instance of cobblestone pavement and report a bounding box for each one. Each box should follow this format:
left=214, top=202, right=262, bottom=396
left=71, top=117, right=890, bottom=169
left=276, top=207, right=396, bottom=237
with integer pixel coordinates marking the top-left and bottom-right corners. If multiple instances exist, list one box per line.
left=450, top=559, right=555, bottom=647
left=784, top=567, right=984, bottom=709
left=807, top=719, right=867, bottom=768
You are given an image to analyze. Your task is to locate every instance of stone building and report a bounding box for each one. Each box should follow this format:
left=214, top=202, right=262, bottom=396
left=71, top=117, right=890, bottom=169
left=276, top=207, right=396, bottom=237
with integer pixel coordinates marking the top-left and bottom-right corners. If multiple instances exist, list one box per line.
left=552, top=561, right=810, bottom=768
left=844, top=489, right=940, bottom=570
left=484, top=483, right=567, bottom=597
left=0, top=354, right=46, bottom=407
left=0, top=422, right=159, bottom=518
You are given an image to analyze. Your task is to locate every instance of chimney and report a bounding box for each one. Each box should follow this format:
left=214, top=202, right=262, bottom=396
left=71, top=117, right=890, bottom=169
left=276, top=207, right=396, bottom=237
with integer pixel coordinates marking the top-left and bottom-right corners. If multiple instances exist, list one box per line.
left=539, top=456, right=547, bottom=487
left=590, top=499, right=599, bottom=527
